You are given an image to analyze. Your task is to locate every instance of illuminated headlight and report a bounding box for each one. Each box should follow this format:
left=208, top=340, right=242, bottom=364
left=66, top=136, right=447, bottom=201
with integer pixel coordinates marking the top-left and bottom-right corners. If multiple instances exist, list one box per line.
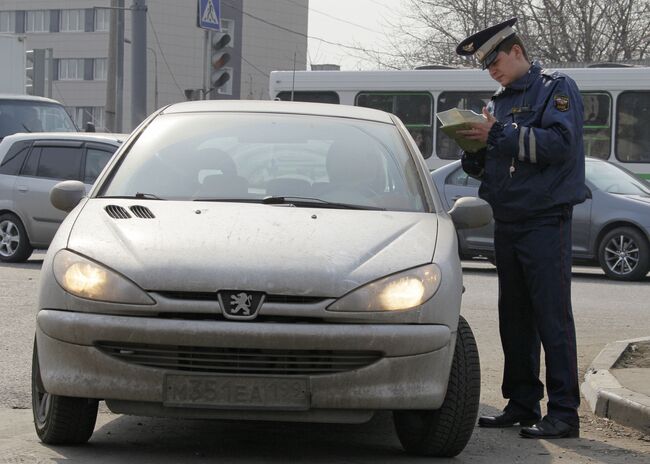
left=327, top=264, right=441, bottom=312
left=53, top=249, right=154, bottom=305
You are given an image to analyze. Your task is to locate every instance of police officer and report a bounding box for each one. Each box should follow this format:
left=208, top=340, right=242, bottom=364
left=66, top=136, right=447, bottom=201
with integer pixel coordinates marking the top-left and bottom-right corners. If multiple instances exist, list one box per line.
left=455, top=18, right=586, bottom=439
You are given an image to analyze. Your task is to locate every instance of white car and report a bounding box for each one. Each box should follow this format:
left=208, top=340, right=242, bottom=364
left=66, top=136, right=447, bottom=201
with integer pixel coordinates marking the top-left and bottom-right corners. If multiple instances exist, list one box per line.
left=33, top=101, right=491, bottom=457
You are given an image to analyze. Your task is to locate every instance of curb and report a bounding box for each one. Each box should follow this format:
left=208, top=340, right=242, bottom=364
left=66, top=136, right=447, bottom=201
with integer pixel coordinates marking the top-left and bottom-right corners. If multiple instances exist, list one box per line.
left=581, top=336, right=650, bottom=434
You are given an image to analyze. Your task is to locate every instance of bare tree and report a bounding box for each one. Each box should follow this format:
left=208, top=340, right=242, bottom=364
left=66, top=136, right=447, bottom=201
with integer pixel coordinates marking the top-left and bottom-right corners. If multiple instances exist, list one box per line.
left=373, top=0, right=650, bottom=68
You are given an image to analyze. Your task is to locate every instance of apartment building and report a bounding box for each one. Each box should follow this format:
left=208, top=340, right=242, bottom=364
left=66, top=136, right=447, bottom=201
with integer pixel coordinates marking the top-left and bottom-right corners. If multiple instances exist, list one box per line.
left=0, top=0, right=308, bottom=131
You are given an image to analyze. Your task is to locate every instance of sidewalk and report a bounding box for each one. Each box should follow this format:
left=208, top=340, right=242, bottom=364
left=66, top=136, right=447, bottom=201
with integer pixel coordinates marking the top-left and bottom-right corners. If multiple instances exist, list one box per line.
left=582, top=336, right=650, bottom=434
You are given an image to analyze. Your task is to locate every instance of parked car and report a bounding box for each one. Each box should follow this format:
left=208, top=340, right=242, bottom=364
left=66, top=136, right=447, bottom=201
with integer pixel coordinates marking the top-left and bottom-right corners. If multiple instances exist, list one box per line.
left=33, top=100, right=492, bottom=457
left=431, top=158, right=650, bottom=281
left=0, top=132, right=126, bottom=262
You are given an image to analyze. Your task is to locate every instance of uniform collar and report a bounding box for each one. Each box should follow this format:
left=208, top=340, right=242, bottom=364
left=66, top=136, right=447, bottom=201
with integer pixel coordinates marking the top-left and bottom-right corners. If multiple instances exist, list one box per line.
left=494, top=62, right=541, bottom=96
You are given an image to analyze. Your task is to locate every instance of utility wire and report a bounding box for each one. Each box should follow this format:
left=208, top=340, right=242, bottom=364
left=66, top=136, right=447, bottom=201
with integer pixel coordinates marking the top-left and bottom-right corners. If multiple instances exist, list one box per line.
left=281, top=0, right=384, bottom=34
left=220, top=0, right=417, bottom=58
left=146, top=11, right=184, bottom=97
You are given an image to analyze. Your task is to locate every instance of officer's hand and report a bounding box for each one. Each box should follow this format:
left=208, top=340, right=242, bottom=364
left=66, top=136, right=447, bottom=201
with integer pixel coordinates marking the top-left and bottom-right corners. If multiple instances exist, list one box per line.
left=457, top=107, right=496, bottom=144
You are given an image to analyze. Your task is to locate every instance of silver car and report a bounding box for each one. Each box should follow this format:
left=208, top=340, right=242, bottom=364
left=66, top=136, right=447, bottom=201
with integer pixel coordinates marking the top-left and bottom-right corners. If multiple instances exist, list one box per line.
left=33, top=101, right=491, bottom=457
left=431, top=158, right=650, bottom=281
left=0, top=132, right=125, bottom=262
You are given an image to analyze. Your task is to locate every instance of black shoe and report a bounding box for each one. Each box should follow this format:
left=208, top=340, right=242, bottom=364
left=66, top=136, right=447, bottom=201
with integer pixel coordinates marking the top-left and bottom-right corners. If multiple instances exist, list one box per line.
left=478, top=409, right=540, bottom=428
left=520, top=416, right=580, bottom=439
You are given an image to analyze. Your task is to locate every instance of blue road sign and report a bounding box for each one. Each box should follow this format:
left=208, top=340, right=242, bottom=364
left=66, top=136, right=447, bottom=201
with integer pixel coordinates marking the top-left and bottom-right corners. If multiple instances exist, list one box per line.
left=198, top=0, right=221, bottom=31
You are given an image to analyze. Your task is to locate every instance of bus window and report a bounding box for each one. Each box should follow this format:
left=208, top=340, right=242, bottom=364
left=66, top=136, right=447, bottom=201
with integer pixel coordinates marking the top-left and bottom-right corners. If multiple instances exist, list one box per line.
left=275, top=91, right=340, bottom=104
left=616, top=91, right=650, bottom=163
left=582, top=92, right=611, bottom=160
left=436, top=91, right=492, bottom=160
left=356, top=92, right=433, bottom=158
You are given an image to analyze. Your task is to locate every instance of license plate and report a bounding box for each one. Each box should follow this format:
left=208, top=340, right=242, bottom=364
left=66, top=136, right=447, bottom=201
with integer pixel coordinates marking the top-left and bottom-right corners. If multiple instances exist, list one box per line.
left=163, top=374, right=310, bottom=410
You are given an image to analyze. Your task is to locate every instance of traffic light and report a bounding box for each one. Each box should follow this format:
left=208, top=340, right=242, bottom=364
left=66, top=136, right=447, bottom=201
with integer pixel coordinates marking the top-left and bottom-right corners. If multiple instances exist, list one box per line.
left=209, top=31, right=232, bottom=96
left=25, top=49, right=46, bottom=96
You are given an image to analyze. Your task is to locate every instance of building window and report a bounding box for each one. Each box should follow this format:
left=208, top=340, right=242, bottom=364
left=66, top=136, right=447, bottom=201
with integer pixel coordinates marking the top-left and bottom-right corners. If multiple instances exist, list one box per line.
left=25, top=10, right=50, bottom=33
left=59, top=59, right=85, bottom=80
left=91, top=107, right=105, bottom=130
left=221, top=19, right=235, bottom=47
left=95, top=8, right=110, bottom=32
left=0, top=11, right=15, bottom=33
left=94, top=58, right=107, bottom=80
left=60, top=9, right=85, bottom=32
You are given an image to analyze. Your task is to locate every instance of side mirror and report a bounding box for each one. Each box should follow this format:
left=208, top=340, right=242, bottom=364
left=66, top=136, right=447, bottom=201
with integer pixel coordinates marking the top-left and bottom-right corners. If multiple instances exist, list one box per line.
left=51, top=180, right=86, bottom=212
left=448, top=196, right=493, bottom=230
left=85, top=122, right=96, bottom=132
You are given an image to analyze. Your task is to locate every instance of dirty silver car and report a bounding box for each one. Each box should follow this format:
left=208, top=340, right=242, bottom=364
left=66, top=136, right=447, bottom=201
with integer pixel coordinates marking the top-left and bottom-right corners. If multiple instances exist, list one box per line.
left=33, top=101, right=491, bottom=457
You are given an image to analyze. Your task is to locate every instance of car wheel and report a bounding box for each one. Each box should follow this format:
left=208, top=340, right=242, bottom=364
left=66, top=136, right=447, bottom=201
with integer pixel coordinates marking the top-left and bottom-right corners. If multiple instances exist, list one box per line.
left=598, top=226, right=650, bottom=281
left=393, top=315, right=480, bottom=457
left=32, top=340, right=98, bottom=445
left=0, top=213, right=33, bottom=263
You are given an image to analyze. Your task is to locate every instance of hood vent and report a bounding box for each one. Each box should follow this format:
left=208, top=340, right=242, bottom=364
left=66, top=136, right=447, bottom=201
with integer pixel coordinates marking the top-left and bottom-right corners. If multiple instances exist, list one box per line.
left=104, top=205, right=132, bottom=219
left=130, top=205, right=155, bottom=219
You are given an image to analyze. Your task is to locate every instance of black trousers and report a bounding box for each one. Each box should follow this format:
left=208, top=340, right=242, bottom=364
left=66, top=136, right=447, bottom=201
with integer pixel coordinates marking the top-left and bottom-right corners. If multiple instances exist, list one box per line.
left=494, top=212, right=580, bottom=426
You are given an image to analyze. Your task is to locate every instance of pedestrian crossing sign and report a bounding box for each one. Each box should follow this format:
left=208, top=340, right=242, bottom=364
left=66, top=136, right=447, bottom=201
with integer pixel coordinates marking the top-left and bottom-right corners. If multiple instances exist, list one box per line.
left=198, top=0, right=221, bottom=31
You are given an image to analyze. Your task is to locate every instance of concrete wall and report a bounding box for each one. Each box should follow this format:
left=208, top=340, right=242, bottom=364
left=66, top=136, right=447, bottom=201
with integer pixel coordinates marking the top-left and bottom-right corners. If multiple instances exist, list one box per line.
left=241, top=0, right=309, bottom=100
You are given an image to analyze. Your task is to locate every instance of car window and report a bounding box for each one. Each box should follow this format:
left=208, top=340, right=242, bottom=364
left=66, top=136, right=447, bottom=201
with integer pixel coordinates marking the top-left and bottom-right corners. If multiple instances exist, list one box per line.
left=586, top=161, right=650, bottom=196
left=0, top=141, right=31, bottom=176
left=84, top=148, right=114, bottom=184
left=36, top=146, right=83, bottom=180
left=0, top=100, right=77, bottom=139
left=21, top=147, right=41, bottom=176
left=101, top=113, right=430, bottom=212
left=445, top=167, right=481, bottom=188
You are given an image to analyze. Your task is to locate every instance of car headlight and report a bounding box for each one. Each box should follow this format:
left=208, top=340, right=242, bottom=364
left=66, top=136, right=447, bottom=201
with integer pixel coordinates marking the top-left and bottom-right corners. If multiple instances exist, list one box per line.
left=53, top=249, right=155, bottom=305
left=327, top=264, right=441, bottom=312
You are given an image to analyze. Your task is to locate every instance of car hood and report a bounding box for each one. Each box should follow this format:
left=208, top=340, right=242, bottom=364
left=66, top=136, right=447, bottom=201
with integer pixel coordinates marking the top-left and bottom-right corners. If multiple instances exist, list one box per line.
left=67, top=200, right=437, bottom=297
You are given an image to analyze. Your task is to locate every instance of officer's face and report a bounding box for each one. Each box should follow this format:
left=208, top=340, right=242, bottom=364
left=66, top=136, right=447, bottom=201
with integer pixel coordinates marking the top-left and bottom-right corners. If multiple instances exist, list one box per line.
left=487, top=50, right=519, bottom=86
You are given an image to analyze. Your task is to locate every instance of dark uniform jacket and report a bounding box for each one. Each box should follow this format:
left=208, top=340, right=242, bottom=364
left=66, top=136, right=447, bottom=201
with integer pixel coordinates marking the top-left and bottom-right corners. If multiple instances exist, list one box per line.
left=463, top=62, right=587, bottom=222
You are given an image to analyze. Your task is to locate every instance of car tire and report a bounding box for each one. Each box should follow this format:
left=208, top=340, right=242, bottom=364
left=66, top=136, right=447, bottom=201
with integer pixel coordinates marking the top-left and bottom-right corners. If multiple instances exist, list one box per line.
left=0, top=213, right=33, bottom=263
left=31, top=340, right=98, bottom=445
left=393, top=315, right=480, bottom=457
left=598, top=226, right=650, bottom=281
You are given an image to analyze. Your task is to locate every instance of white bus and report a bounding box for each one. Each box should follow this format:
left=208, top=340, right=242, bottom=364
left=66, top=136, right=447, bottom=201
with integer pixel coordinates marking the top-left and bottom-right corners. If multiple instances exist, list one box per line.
left=269, top=67, right=650, bottom=179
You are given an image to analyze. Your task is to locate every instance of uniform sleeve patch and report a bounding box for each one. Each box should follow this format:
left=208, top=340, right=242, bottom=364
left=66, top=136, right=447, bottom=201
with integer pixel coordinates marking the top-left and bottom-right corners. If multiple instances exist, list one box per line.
left=553, top=94, right=570, bottom=112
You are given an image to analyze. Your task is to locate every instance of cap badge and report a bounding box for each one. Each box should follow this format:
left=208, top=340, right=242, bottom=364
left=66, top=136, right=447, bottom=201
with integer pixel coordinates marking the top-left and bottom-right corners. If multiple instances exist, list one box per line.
left=462, top=42, right=474, bottom=52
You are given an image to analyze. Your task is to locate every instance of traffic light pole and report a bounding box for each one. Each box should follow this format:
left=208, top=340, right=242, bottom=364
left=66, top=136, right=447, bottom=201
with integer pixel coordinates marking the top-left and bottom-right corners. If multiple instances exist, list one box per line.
left=131, top=0, right=147, bottom=128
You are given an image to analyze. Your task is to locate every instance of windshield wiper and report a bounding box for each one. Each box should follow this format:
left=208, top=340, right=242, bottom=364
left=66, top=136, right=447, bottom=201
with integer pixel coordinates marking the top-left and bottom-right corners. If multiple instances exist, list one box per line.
left=261, top=196, right=386, bottom=210
left=99, top=192, right=167, bottom=200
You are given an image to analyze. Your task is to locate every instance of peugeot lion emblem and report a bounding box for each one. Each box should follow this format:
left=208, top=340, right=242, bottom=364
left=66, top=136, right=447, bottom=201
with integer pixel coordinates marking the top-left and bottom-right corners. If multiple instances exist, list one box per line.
left=218, top=290, right=265, bottom=320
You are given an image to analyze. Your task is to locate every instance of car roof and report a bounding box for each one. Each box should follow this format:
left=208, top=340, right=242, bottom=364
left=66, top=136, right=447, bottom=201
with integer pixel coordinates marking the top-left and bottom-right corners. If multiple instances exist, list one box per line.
left=0, top=94, right=66, bottom=105
left=161, top=100, right=395, bottom=124
left=1, top=132, right=127, bottom=145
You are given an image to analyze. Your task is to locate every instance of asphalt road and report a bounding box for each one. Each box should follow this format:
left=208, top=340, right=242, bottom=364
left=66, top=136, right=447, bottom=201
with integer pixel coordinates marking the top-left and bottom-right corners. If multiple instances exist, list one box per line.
left=0, top=253, right=649, bottom=463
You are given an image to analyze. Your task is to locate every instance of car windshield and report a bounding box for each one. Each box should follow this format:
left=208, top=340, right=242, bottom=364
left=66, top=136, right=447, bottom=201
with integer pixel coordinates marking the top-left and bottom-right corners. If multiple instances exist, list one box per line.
left=100, top=112, right=429, bottom=212
left=0, top=100, right=77, bottom=139
left=587, top=161, right=650, bottom=196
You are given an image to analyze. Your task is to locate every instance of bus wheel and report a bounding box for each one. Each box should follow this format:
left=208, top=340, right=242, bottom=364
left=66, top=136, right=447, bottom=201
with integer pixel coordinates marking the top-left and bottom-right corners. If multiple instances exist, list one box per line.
left=393, top=316, right=480, bottom=457
left=598, top=226, right=650, bottom=281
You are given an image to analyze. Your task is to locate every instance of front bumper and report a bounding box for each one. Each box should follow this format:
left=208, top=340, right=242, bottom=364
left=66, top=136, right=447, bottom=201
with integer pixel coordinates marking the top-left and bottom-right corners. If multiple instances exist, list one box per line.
left=36, top=310, right=455, bottom=419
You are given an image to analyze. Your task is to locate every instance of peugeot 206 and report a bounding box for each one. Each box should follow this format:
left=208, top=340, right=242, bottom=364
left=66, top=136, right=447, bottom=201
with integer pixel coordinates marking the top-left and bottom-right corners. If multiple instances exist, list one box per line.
left=32, top=101, right=491, bottom=457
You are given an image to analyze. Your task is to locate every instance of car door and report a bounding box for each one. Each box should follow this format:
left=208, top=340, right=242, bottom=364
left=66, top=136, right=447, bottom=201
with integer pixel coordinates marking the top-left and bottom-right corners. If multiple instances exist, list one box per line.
left=13, top=141, right=84, bottom=247
left=442, top=166, right=495, bottom=255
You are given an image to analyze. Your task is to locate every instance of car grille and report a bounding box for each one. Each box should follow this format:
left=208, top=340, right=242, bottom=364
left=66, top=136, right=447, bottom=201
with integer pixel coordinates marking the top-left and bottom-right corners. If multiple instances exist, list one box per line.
left=157, top=292, right=327, bottom=305
left=95, top=342, right=382, bottom=375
